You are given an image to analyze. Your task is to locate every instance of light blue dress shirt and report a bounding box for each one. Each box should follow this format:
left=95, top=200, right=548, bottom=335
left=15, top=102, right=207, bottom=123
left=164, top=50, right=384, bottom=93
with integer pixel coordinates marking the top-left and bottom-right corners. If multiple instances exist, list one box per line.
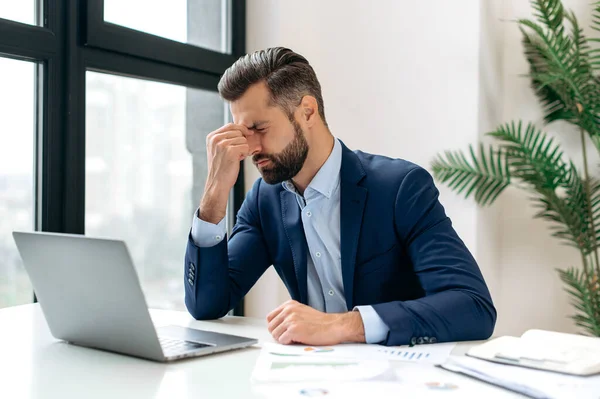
left=191, top=138, right=390, bottom=344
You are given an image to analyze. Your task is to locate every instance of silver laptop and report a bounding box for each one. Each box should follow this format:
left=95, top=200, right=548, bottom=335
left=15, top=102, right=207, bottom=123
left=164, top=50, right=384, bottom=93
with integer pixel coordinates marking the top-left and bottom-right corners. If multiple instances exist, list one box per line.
left=12, top=231, right=257, bottom=362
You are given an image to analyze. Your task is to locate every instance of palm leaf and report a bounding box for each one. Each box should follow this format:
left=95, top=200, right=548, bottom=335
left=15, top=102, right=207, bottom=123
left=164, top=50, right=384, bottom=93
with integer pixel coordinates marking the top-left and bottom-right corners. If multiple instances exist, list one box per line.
left=518, top=19, right=583, bottom=106
left=559, top=164, right=596, bottom=254
left=593, top=1, right=600, bottom=33
left=431, top=144, right=511, bottom=206
left=558, top=267, right=600, bottom=336
left=520, top=9, right=600, bottom=150
left=487, top=122, right=597, bottom=252
left=531, top=0, right=565, bottom=31
left=587, top=178, right=600, bottom=248
left=488, top=121, right=567, bottom=189
left=590, top=0, right=600, bottom=69
left=568, top=7, right=600, bottom=142
left=564, top=9, right=594, bottom=78
left=522, top=28, right=576, bottom=124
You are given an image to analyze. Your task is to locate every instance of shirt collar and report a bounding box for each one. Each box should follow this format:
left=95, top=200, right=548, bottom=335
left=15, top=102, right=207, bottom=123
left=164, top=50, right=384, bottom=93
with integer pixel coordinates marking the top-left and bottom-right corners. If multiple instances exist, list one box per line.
left=282, top=138, right=342, bottom=199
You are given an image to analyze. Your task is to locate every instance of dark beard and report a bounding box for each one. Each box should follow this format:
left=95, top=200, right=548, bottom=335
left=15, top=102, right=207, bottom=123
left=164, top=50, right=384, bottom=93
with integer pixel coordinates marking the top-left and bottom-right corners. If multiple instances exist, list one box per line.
left=253, top=119, right=309, bottom=184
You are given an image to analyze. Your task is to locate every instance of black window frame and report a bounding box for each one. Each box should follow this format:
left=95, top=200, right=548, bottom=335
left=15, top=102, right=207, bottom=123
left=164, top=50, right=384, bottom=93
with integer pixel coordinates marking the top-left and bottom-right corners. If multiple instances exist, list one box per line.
left=84, top=0, right=244, bottom=75
left=0, top=0, right=246, bottom=315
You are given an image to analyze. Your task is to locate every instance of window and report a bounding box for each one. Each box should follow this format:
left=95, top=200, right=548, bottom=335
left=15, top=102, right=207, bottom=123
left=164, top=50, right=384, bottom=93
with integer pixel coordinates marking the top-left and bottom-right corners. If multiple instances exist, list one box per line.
left=104, top=0, right=231, bottom=53
left=0, top=58, right=37, bottom=308
left=0, top=1, right=40, bottom=26
left=0, top=0, right=246, bottom=313
left=86, top=71, right=224, bottom=310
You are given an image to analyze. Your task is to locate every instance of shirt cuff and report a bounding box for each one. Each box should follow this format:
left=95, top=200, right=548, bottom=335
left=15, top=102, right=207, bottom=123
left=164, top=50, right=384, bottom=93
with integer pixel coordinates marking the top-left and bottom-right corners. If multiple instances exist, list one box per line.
left=190, top=208, right=227, bottom=247
left=354, top=305, right=390, bottom=344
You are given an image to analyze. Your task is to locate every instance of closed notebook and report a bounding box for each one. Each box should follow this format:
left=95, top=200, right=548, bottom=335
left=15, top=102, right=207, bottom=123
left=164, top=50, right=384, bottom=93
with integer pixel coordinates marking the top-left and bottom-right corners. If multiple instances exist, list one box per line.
left=466, top=329, right=600, bottom=376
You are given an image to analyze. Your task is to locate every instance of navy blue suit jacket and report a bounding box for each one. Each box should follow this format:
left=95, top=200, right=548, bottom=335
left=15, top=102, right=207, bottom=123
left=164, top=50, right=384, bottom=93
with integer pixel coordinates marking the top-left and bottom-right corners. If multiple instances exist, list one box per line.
left=184, top=142, right=496, bottom=346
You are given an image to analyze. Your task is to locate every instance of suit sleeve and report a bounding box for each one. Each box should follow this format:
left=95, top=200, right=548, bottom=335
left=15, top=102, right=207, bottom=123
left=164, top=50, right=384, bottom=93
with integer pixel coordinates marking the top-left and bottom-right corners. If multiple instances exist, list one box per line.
left=372, top=167, right=497, bottom=346
left=184, top=179, right=271, bottom=319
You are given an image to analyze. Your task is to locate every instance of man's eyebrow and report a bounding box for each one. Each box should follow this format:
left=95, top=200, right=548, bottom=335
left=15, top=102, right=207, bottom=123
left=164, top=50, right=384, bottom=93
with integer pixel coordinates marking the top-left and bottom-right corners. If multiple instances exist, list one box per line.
left=248, top=121, right=269, bottom=129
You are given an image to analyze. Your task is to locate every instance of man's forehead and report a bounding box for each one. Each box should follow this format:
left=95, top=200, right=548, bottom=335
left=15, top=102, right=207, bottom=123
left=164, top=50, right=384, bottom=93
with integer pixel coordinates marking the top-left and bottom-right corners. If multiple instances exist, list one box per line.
left=230, top=85, right=274, bottom=126
left=230, top=105, right=271, bottom=127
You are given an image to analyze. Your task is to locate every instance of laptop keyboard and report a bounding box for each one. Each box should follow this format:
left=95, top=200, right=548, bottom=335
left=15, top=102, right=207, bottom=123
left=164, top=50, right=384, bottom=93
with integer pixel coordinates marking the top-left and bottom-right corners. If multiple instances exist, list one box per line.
left=158, top=336, right=211, bottom=354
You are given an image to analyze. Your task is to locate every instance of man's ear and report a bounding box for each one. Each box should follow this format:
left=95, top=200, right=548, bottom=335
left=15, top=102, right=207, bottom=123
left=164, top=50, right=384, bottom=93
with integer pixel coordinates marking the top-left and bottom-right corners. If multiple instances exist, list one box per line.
left=300, top=95, right=319, bottom=126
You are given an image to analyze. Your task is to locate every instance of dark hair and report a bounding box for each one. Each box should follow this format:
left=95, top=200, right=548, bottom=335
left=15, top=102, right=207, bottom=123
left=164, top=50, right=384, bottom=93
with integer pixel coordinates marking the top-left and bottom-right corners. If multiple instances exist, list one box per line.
left=218, top=47, right=327, bottom=126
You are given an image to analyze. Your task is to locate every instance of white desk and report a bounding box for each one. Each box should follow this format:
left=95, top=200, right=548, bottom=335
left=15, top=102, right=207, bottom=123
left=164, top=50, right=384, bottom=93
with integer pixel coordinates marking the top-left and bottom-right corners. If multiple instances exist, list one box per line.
left=0, top=304, right=525, bottom=398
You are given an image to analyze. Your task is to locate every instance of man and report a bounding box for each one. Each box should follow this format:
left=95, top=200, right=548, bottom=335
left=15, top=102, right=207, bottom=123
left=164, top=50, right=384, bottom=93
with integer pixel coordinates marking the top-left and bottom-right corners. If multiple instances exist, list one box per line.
left=184, top=47, right=496, bottom=346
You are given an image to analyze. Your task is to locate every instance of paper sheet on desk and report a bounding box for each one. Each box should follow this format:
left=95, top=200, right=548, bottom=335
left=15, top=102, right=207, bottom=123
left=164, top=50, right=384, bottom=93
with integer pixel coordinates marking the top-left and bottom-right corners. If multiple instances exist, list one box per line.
left=251, top=347, right=396, bottom=383
left=440, top=355, right=600, bottom=399
left=253, top=382, right=419, bottom=399
left=262, top=341, right=456, bottom=364
left=253, top=363, right=512, bottom=399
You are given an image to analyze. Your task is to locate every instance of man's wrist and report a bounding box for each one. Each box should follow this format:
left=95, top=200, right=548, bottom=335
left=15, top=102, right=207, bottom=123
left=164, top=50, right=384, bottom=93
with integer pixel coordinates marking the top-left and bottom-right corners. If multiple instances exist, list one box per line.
left=198, top=185, right=229, bottom=224
left=198, top=206, right=225, bottom=225
left=334, top=312, right=366, bottom=343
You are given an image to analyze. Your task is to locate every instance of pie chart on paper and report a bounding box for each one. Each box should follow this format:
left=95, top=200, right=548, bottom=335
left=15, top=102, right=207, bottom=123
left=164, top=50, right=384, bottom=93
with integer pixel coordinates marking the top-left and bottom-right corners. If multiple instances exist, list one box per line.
left=303, top=347, right=335, bottom=353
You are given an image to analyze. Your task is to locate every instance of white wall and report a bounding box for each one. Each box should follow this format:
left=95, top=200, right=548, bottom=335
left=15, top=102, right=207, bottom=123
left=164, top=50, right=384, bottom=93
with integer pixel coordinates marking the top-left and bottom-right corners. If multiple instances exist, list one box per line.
left=242, top=0, right=595, bottom=337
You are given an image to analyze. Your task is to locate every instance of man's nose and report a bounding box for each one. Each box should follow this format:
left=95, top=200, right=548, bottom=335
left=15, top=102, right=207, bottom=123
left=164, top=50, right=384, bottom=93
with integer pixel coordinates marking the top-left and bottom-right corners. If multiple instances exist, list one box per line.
left=246, top=133, right=262, bottom=156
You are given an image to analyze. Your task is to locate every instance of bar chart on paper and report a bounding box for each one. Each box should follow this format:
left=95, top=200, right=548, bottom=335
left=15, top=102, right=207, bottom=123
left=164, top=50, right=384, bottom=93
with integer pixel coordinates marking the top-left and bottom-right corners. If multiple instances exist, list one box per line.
left=374, top=345, right=456, bottom=364
left=263, top=342, right=456, bottom=365
left=379, top=348, right=431, bottom=360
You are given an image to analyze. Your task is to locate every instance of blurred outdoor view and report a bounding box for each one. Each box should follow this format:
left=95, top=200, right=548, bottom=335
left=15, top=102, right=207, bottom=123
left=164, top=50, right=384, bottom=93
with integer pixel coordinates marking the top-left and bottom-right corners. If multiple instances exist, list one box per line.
left=0, top=57, right=35, bottom=308
left=0, top=0, right=228, bottom=310
left=85, top=72, right=224, bottom=310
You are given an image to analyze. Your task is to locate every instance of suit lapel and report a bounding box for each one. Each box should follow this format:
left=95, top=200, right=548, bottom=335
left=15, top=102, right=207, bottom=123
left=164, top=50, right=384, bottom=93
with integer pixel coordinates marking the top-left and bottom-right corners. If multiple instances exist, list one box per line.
left=340, top=142, right=367, bottom=310
left=280, top=191, right=308, bottom=304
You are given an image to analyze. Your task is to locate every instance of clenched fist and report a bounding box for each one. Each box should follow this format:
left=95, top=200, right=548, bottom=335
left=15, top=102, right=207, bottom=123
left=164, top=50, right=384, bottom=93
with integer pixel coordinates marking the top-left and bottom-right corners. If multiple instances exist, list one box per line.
left=267, top=300, right=366, bottom=345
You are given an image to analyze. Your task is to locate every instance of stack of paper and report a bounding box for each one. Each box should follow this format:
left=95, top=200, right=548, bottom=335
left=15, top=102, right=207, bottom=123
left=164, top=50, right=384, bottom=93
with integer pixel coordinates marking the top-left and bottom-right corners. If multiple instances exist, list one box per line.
left=440, top=355, right=600, bottom=399
left=465, top=329, right=600, bottom=376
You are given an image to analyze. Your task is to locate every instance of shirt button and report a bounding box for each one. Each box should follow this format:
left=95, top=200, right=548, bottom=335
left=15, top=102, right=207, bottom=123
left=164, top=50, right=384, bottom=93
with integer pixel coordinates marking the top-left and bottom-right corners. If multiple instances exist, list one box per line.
left=328, top=290, right=334, bottom=296
left=315, top=252, right=321, bottom=258
left=215, top=235, right=222, bottom=241
left=306, top=211, right=312, bottom=217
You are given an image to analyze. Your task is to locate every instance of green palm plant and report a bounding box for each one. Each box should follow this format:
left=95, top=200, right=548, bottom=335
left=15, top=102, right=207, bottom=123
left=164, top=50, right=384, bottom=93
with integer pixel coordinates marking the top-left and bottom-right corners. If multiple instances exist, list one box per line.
left=431, top=0, right=600, bottom=336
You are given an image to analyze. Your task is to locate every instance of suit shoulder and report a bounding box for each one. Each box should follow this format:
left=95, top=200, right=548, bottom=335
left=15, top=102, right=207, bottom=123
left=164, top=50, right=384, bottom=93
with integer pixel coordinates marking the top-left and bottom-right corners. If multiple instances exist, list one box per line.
left=353, top=150, right=426, bottom=181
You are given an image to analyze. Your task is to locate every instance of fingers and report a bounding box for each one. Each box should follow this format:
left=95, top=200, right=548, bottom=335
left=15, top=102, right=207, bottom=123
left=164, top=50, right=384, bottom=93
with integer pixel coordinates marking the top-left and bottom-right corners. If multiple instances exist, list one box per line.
left=207, top=134, right=250, bottom=162
left=266, top=301, right=287, bottom=323
left=267, top=301, right=305, bottom=344
left=217, top=137, right=248, bottom=150
left=229, top=144, right=250, bottom=161
left=270, top=318, right=289, bottom=342
left=267, top=308, right=290, bottom=334
left=206, top=123, right=253, bottom=153
left=278, top=329, right=298, bottom=345
left=213, top=123, right=253, bottom=137
left=206, top=130, right=245, bottom=151
left=271, top=314, right=302, bottom=344
left=267, top=300, right=298, bottom=323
